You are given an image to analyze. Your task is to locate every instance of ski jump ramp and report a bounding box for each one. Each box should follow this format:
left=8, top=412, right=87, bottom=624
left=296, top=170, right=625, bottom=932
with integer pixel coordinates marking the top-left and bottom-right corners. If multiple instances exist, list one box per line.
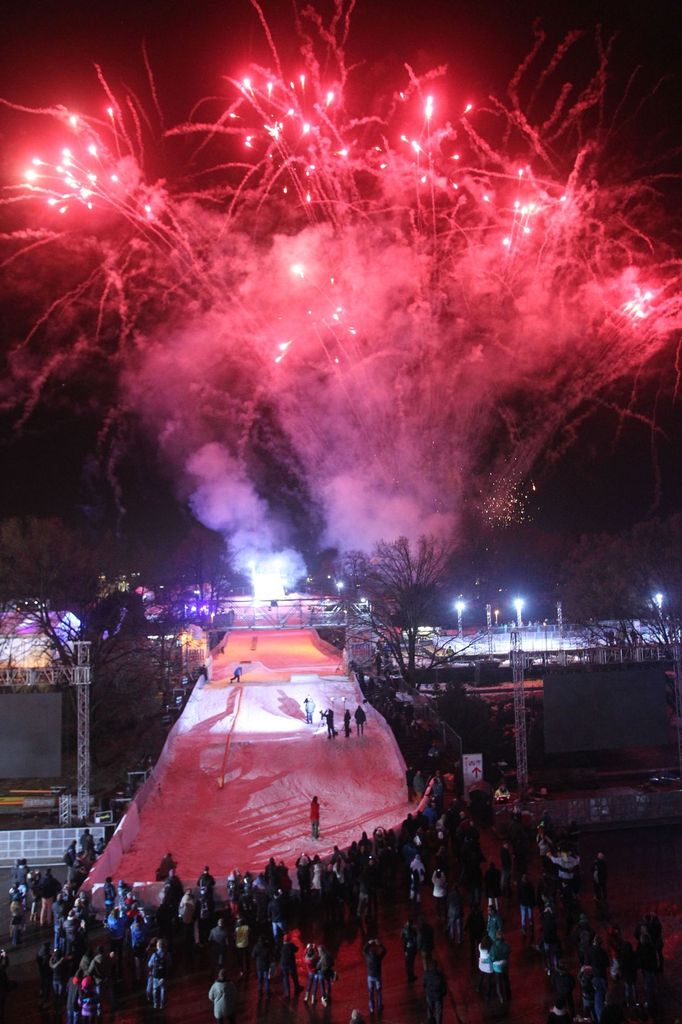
left=89, top=629, right=408, bottom=898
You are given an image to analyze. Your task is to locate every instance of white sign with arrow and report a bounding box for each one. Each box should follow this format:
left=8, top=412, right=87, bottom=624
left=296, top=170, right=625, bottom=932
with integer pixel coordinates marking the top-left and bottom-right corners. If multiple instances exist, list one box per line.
left=462, top=753, right=483, bottom=797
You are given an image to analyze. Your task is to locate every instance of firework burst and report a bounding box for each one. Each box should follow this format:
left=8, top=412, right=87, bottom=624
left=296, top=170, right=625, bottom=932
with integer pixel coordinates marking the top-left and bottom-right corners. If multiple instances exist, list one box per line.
left=1, top=1, right=680, bottom=568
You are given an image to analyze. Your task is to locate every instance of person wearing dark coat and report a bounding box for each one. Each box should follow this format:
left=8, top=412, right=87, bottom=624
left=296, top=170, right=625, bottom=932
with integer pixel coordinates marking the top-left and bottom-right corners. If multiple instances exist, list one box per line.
left=363, top=939, right=386, bottom=1014
left=343, top=709, right=352, bottom=738
left=39, top=869, right=61, bottom=927
left=65, top=969, right=83, bottom=1023
left=208, top=918, right=230, bottom=971
left=518, top=874, right=536, bottom=935
left=592, top=853, right=608, bottom=902
left=400, top=920, right=418, bottom=982
left=423, top=960, right=447, bottom=1024
left=156, top=896, right=175, bottom=945
left=37, top=942, right=52, bottom=1008
left=155, top=852, right=177, bottom=882
left=163, top=869, right=183, bottom=912
left=589, top=936, right=609, bottom=1022
left=280, top=934, right=303, bottom=998
left=354, top=705, right=367, bottom=736
left=326, top=708, right=337, bottom=738
left=553, top=960, right=576, bottom=1017
left=252, top=936, right=272, bottom=999
left=484, top=862, right=501, bottom=910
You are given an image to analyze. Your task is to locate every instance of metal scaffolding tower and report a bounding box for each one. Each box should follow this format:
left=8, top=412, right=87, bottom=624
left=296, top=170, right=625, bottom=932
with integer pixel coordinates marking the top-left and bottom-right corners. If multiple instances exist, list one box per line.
left=73, top=642, right=91, bottom=822
left=511, top=630, right=528, bottom=797
left=486, top=604, right=493, bottom=657
left=673, top=644, right=682, bottom=786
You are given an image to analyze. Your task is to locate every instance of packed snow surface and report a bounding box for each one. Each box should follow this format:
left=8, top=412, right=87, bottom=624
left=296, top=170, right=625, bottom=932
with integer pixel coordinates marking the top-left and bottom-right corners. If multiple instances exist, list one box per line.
left=109, top=630, right=408, bottom=886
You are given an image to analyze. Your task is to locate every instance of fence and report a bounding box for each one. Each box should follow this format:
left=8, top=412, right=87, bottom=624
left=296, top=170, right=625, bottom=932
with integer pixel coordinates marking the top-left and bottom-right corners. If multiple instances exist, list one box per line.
left=0, top=826, right=106, bottom=867
left=495, top=788, right=682, bottom=832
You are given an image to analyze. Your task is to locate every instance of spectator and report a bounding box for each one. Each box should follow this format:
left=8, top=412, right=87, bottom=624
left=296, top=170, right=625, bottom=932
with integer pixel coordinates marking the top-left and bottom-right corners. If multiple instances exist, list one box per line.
left=155, top=852, right=177, bottom=882
left=363, top=938, right=386, bottom=1014
left=280, top=932, right=302, bottom=998
left=209, top=917, right=230, bottom=972
left=39, top=868, right=61, bottom=926
left=251, top=934, right=272, bottom=1000
left=400, top=919, right=418, bottom=981
left=147, top=939, right=171, bottom=1010
left=423, top=958, right=448, bottom=1024
left=209, top=969, right=238, bottom=1024
left=310, top=796, right=320, bottom=840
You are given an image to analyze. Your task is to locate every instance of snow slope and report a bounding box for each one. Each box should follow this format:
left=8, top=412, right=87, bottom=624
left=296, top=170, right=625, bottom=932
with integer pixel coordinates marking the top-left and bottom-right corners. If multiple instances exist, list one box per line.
left=91, top=630, right=407, bottom=892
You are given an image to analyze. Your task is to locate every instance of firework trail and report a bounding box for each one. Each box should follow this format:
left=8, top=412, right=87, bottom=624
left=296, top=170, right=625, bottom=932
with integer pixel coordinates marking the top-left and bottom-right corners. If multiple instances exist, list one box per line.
left=1, top=2, right=679, bottom=575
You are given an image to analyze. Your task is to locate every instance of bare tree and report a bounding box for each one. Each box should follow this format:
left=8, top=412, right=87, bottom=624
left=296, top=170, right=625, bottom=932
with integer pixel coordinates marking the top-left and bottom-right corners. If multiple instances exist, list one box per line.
left=0, top=518, right=179, bottom=757
left=352, top=535, right=464, bottom=685
left=562, top=515, right=682, bottom=645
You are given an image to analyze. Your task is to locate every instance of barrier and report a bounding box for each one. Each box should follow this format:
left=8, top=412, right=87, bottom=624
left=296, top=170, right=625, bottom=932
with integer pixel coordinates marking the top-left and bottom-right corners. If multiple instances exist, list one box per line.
left=0, top=826, right=105, bottom=867
left=495, top=788, right=682, bottom=832
left=84, top=679, right=208, bottom=900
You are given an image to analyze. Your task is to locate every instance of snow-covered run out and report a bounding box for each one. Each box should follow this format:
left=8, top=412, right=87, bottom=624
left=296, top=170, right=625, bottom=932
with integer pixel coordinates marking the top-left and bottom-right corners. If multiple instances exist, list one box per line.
left=89, top=629, right=408, bottom=895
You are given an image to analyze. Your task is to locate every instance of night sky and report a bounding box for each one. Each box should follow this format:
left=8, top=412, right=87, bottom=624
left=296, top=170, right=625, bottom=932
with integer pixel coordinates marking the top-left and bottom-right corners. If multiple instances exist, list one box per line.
left=0, top=0, right=680, bottom=580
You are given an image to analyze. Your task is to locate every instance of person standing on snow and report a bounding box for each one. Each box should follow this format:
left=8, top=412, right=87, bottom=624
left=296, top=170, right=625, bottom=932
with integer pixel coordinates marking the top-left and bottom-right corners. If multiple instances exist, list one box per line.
left=325, top=707, right=337, bottom=738
left=310, top=797, right=320, bottom=840
left=343, top=709, right=352, bottom=737
left=303, top=697, right=315, bottom=724
left=354, top=704, right=367, bottom=736
left=230, top=664, right=243, bottom=683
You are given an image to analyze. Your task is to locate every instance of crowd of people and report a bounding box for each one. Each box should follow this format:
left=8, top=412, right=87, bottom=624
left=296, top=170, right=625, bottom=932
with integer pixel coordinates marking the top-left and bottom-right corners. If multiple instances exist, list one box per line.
left=0, top=656, right=673, bottom=1024
left=2, top=783, right=669, bottom=1024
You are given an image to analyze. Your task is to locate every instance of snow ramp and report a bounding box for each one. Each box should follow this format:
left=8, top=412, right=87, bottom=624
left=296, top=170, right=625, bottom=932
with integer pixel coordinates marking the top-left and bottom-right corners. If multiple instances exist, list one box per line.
left=88, top=629, right=407, bottom=901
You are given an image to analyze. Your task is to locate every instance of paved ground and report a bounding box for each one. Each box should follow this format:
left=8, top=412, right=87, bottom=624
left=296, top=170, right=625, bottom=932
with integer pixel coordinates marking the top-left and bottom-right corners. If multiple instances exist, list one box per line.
left=2, top=821, right=681, bottom=1023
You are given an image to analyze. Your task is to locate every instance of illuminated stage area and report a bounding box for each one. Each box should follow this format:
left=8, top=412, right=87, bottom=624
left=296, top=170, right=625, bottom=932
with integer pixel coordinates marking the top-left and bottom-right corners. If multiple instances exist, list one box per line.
left=90, top=630, right=407, bottom=893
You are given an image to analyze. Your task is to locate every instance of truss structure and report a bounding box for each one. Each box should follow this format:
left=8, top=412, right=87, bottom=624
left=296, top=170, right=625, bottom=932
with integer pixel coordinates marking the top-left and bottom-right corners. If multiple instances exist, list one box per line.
left=511, top=630, right=528, bottom=797
left=673, top=644, right=682, bottom=786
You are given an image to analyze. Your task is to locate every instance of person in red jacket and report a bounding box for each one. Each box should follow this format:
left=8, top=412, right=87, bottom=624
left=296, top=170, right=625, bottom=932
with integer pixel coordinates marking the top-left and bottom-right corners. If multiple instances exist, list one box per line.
left=310, top=797, right=320, bottom=840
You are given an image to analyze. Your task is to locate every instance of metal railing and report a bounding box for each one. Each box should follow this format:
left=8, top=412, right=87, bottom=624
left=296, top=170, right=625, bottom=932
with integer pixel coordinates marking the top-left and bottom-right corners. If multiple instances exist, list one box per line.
left=0, top=826, right=106, bottom=868
left=496, top=789, right=682, bottom=831
left=219, top=598, right=348, bottom=630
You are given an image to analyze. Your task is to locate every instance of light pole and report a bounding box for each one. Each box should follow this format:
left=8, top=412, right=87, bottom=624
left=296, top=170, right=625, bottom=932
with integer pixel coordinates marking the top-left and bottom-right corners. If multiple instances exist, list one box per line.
left=653, top=592, right=664, bottom=642
left=455, top=600, right=465, bottom=639
left=514, top=597, right=524, bottom=628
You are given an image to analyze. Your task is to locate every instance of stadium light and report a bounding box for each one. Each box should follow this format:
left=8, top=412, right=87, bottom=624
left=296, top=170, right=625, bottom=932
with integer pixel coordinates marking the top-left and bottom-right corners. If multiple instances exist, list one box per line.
left=455, top=600, right=465, bottom=638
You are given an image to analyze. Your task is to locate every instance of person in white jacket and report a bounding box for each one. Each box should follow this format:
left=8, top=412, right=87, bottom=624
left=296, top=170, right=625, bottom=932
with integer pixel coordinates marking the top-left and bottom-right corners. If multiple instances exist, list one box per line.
left=209, top=969, right=238, bottom=1023
left=431, top=868, right=447, bottom=922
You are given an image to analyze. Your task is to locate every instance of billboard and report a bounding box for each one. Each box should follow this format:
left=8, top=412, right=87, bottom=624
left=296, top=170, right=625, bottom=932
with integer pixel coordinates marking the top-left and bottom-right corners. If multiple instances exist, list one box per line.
left=543, top=668, right=668, bottom=754
left=0, top=692, right=62, bottom=777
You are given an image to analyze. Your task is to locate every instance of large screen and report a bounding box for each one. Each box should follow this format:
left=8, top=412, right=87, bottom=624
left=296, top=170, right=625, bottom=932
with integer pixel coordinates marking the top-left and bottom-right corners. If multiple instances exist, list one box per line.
left=543, top=669, right=668, bottom=753
left=0, top=693, right=62, bottom=777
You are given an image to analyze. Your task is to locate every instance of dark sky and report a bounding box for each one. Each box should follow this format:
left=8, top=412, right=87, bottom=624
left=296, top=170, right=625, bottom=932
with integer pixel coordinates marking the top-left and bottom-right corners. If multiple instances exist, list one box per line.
left=0, top=0, right=680, bottom=576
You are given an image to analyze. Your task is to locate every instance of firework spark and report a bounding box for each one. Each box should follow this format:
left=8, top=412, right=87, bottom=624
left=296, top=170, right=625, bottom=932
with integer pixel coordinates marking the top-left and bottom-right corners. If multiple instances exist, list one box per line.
left=1, top=2, right=680, bottom=571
